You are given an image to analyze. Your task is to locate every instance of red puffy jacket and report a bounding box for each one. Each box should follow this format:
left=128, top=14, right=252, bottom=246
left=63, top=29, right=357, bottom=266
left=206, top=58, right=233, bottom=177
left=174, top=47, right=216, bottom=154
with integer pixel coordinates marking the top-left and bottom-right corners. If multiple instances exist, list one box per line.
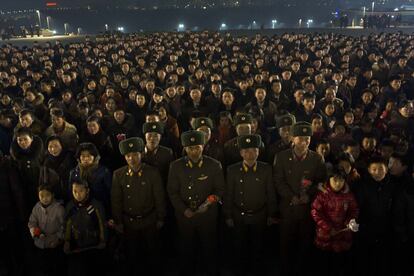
left=311, top=184, right=359, bottom=252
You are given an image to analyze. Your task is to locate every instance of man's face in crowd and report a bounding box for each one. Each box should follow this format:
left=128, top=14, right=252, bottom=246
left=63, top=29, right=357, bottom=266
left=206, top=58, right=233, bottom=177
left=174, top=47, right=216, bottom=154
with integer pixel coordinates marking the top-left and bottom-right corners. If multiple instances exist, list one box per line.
left=19, top=114, right=33, bottom=127
left=87, top=121, right=100, bottom=135
left=240, top=148, right=259, bottom=163
left=52, top=116, right=65, bottom=129
left=293, top=136, right=310, bottom=152
left=145, top=132, right=161, bottom=150
left=368, top=163, right=387, bottom=182
left=125, top=152, right=142, bottom=168
left=185, top=145, right=204, bottom=161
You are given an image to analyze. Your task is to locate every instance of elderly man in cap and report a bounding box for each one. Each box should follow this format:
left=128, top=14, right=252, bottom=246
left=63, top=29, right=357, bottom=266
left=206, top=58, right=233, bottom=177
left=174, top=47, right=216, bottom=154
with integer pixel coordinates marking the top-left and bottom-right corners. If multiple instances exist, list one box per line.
left=111, top=137, right=166, bottom=276
left=273, top=121, right=327, bottom=276
left=141, top=121, right=174, bottom=183
left=266, top=113, right=296, bottom=163
left=192, top=116, right=224, bottom=164
left=224, top=134, right=277, bottom=276
left=167, top=130, right=225, bottom=276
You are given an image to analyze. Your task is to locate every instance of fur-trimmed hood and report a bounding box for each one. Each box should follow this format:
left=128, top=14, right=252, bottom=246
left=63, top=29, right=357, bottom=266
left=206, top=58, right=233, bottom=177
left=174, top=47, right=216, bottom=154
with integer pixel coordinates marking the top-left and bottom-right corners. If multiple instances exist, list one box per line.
left=10, top=135, right=44, bottom=163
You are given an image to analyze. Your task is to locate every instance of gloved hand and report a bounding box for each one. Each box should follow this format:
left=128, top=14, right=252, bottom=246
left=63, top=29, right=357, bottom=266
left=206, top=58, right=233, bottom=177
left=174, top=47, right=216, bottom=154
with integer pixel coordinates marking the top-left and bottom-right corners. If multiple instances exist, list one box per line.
left=197, top=204, right=209, bottom=214
left=290, top=196, right=301, bottom=206
left=298, top=194, right=310, bottom=204
left=225, top=219, right=234, bottom=228
left=184, top=209, right=194, bottom=218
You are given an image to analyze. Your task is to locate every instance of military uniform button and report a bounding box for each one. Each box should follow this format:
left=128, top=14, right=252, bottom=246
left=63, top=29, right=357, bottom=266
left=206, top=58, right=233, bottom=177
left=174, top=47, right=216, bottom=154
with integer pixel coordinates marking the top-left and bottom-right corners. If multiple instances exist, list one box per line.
left=27, top=165, right=30, bottom=168
left=240, top=203, right=244, bottom=206
left=240, top=180, right=243, bottom=183
left=188, top=197, right=192, bottom=200
left=241, top=212, right=245, bottom=216
left=188, top=186, right=192, bottom=190
left=127, top=185, right=130, bottom=188
left=240, top=192, right=243, bottom=195
left=127, top=196, right=131, bottom=199
left=130, top=218, right=133, bottom=222
left=129, top=208, right=132, bottom=211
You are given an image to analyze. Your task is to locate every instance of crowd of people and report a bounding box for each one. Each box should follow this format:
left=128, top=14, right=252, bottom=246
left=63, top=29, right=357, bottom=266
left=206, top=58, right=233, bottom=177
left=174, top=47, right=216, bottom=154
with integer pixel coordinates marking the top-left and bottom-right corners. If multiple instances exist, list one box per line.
left=0, top=31, right=414, bottom=276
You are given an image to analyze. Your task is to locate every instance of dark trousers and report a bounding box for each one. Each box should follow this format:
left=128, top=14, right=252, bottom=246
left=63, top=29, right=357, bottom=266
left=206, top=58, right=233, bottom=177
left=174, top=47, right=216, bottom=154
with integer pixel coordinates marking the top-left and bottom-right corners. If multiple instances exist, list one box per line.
left=0, top=224, right=22, bottom=276
left=34, top=246, right=65, bottom=276
left=123, top=224, right=161, bottom=276
left=176, top=214, right=218, bottom=276
left=315, top=249, right=351, bottom=276
left=354, top=238, right=392, bottom=276
left=279, top=217, right=314, bottom=276
left=67, top=249, right=105, bottom=276
left=232, top=222, right=266, bottom=276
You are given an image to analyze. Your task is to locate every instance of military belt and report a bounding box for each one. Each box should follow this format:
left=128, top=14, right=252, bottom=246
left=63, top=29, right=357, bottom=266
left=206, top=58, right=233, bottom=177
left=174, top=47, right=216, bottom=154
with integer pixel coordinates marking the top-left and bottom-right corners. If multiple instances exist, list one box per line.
left=123, top=208, right=155, bottom=220
left=234, top=204, right=265, bottom=216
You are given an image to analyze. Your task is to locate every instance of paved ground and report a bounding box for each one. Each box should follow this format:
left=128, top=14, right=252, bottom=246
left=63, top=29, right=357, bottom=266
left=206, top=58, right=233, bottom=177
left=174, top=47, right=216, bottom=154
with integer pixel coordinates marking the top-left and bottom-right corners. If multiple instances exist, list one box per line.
left=3, top=27, right=414, bottom=47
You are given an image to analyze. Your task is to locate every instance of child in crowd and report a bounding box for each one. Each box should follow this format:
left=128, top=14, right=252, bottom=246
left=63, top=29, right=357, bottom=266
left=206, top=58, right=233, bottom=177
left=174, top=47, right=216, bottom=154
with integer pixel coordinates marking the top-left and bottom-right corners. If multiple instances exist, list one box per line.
left=311, top=166, right=359, bottom=276
left=28, top=184, right=65, bottom=276
left=64, top=180, right=106, bottom=276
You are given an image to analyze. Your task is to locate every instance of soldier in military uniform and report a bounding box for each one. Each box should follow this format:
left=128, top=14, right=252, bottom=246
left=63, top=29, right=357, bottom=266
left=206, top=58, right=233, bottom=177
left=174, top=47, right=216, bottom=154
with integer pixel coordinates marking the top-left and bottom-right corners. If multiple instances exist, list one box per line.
left=266, top=113, right=295, bottom=163
left=192, top=117, right=224, bottom=165
left=224, top=134, right=277, bottom=276
left=141, top=121, right=176, bottom=257
left=167, top=130, right=225, bottom=276
left=141, top=122, right=174, bottom=184
left=273, top=121, right=327, bottom=276
left=111, top=137, right=166, bottom=276
left=224, top=113, right=262, bottom=168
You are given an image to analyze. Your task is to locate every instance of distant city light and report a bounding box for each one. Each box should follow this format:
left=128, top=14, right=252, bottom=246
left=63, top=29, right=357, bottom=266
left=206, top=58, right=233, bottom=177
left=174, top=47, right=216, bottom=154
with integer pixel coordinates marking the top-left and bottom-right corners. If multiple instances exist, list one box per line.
left=394, top=8, right=399, bottom=11
left=117, top=26, right=124, bottom=32
left=178, top=23, right=185, bottom=31
left=52, top=30, right=57, bottom=34
left=272, top=19, right=277, bottom=29
left=221, top=23, right=227, bottom=28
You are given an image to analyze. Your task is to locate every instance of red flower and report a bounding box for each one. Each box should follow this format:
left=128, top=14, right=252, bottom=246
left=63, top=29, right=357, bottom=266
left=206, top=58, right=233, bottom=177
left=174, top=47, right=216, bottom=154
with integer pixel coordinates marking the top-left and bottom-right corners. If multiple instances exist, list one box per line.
left=207, top=195, right=218, bottom=203
left=33, top=227, right=42, bottom=237
left=302, top=178, right=312, bottom=188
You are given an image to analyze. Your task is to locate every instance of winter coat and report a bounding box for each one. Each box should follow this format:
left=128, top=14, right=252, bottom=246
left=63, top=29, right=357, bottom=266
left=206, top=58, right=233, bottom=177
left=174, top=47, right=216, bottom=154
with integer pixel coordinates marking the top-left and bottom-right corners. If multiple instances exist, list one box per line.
left=28, top=201, right=65, bottom=249
left=43, top=151, right=77, bottom=203
left=10, top=135, right=44, bottom=206
left=68, top=163, right=112, bottom=215
left=393, top=178, right=414, bottom=244
left=311, top=185, right=359, bottom=252
left=0, top=156, right=26, bottom=225
left=64, top=198, right=106, bottom=251
left=355, top=175, right=396, bottom=243
left=44, top=122, right=79, bottom=152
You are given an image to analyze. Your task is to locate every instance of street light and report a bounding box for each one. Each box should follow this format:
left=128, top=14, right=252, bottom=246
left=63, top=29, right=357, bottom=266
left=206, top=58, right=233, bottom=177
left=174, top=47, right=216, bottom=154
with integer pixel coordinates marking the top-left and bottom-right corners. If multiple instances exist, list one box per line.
left=307, top=19, right=313, bottom=28
left=272, top=19, right=277, bottom=29
left=105, top=24, right=108, bottom=31
left=36, top=10, right=41, bottom=28
left=178, top=23, right=185, bottom=31
left=372, top=1, right=375, bottom=14
left=64, top=23, right=68, bottom=35
left=298, top=18, right=302, bottom=27
left=117, top=26, right=124, bottom=32
left=220, top=23, right=227, bottom=30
